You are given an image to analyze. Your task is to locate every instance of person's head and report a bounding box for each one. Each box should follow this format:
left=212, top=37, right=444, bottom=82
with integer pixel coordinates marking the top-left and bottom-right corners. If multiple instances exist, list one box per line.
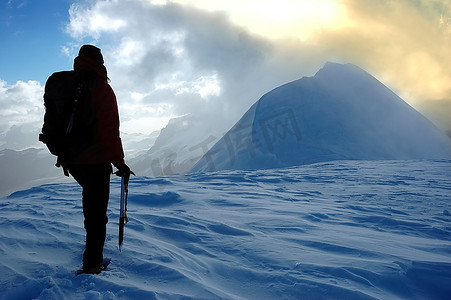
left=78, top=45, right=104, bottom=65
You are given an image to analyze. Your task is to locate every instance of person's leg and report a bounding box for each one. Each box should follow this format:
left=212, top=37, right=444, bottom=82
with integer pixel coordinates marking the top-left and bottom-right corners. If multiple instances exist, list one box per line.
left=68, top=163, right=112, bottom=269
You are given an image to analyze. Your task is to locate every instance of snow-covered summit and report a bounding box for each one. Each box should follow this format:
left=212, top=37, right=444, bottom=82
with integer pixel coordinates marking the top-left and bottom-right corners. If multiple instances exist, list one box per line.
left=191, top=62, right=451, bottom=172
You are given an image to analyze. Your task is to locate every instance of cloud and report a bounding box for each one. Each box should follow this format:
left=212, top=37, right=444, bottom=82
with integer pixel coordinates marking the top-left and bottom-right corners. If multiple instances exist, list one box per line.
left=171, top=0, right=349, bottom=41
left=0, top=80, right=44, bottom=132
left=307, top=0, right=451, bottom=103
left=65, top=1, right=308, bottom=135
left=67, top=1, right=126, bottom=39
left=0, top=79, right=44, bottom=149
left=64, top=0, right=451, bottom=133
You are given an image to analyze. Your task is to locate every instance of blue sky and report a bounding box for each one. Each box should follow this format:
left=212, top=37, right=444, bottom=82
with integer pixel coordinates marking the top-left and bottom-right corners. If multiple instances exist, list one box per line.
left=0, top=0, right=450, bottom=150
left=0, top=0, right=75, bottom=84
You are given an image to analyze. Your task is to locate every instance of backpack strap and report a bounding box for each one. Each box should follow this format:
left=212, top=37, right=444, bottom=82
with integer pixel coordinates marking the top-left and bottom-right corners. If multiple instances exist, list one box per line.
left=66, top=71, right=87, bottom=135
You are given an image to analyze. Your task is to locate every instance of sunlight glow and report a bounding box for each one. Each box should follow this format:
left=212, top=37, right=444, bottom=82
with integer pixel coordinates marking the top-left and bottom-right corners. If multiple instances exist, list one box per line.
left=168, top=0, right=349, bottom=40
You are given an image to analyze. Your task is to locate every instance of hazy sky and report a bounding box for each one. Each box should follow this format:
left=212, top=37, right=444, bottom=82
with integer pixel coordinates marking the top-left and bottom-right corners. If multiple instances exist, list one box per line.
left=1, top=0, right=450, bottom=150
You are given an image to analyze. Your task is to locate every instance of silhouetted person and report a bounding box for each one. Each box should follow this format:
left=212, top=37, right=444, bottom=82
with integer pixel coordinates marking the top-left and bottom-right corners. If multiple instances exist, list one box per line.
left=66, top=45, right=132, bottom=274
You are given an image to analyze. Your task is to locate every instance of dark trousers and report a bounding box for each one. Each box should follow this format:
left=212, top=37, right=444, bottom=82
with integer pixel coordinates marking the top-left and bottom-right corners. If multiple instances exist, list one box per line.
left=68, top=163, right=112, bottom=268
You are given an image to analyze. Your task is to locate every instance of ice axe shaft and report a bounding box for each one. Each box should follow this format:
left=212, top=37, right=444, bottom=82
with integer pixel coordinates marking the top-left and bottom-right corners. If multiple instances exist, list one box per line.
left=119, top=176, right=129, bottom=251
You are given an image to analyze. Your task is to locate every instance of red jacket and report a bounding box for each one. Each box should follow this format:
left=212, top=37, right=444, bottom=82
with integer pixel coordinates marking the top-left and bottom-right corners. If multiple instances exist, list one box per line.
left=70, top=56, right=125, bottom=167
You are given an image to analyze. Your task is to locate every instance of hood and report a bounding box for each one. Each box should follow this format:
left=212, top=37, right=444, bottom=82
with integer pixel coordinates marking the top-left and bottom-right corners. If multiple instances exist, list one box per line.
left=73, top=56, right=108, bottom=81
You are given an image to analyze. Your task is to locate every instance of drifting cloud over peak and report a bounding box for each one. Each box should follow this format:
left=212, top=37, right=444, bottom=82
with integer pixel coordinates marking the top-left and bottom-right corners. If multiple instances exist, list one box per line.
left=65, top=1, right=287, bottom=135
left=62, top=0, right=451, bottom=134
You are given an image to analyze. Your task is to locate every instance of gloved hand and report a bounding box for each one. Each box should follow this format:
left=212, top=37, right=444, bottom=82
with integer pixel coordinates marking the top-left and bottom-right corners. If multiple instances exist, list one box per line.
left=114, top=163, right=135, bottom=178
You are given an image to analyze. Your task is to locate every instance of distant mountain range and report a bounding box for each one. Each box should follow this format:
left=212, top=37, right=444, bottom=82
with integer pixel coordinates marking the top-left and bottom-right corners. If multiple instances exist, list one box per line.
left=0, top=148, right=68, bottom=197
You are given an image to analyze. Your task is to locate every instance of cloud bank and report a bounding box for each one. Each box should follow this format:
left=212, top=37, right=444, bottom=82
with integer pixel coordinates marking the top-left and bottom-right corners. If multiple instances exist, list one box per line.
left=65, top=0, right=451, bottom=133
left=65, top=1, right=312, bottom=136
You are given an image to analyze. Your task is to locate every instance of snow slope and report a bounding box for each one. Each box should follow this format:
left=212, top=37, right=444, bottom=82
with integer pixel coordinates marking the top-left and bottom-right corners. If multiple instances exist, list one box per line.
left=192, top=63, right=451, bottom=172
left=129, top=114, right=227, bottom=177
left=1, top=159, right=450, bottom=299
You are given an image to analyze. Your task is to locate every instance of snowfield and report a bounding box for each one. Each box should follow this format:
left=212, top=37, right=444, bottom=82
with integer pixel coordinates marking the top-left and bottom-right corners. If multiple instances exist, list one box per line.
left=1, top=159, right=450, bottom=299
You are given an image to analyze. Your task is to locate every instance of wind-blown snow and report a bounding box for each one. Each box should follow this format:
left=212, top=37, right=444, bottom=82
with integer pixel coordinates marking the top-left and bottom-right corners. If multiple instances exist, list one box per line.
left=192, top=63, right=451, bottom=172
left=1, top=160, right=450, bottom=299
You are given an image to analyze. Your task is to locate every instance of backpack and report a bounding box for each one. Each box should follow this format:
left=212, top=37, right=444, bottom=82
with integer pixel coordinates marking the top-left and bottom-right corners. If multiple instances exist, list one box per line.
left=39, top=70, right=96, bottom=170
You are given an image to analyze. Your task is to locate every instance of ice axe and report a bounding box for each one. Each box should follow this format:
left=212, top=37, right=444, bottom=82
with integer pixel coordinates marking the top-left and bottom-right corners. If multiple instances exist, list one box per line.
left=115, top=166, right=135, bottom=251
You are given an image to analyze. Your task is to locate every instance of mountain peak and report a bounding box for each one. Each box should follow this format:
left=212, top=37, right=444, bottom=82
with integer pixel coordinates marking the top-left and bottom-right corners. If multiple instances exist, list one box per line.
left=315, top=62, right=368, bottom=80
left=192, top=62, right=451, bottom=172
left=319, top=61, right=357, bottom=72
